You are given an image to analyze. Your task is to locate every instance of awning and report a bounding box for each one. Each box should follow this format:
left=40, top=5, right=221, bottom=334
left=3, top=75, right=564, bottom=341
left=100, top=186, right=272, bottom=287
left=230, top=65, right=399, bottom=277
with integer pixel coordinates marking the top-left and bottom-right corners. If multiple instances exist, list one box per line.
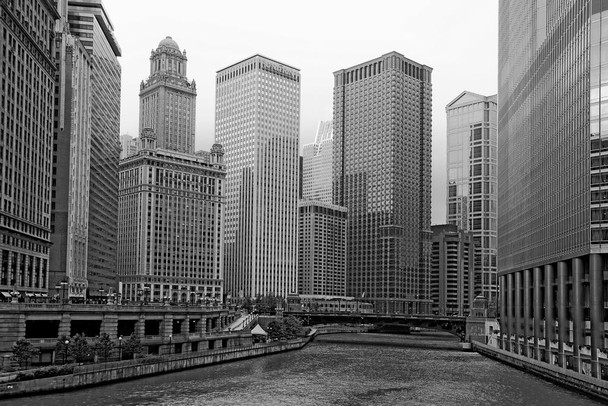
left=0, top=292, right=11, bottom=298
left=26, top=293, right=35, bottom=297
left=251, top=324, right=268, bottom=336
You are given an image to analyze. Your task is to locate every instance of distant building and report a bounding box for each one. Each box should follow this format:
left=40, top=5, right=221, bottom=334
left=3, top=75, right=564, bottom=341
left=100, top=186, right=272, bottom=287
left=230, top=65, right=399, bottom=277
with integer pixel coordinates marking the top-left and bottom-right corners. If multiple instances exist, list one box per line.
left=120, top=134, right=139, bottom=159
left=0, top=0, right=60, bottom=298
left=216, top=55, right=300, bottom=298
left=302, top=120, right=333, bottom=203
left=333, top=52, right=433, bottom=313
left=445, top=91, right=497, bottom=302
left=298, top=201, right=347, bottom=296
left=67, top=0, right=122, bottom=298
left=139, top=36, right=196, bottom=154
left=117, top=130, right=225, bottom=303
left=431, top=224, right=476, bottom=316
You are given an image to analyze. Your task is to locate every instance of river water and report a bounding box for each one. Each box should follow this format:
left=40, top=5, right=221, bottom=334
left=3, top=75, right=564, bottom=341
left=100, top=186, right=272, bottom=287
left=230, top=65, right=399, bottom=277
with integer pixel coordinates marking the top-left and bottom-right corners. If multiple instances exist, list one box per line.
left=1, top=332, right=603, bottom=406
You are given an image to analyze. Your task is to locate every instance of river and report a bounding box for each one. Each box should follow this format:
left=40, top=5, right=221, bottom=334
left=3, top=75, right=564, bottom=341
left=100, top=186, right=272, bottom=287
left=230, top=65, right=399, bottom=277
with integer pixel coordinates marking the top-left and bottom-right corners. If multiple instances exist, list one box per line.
left=1, top=332, right=603, bottom=405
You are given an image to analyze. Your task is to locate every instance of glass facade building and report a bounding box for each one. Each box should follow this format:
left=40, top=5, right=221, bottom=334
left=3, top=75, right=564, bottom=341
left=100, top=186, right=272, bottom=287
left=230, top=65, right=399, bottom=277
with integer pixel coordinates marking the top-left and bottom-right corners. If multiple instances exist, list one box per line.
left=139, top=37, right=196, bottom=154
left=446, top=91, right=498, bottom=302
left=499, top=0, right=608, bottom=378
left=333, top=52, right=433, bottom=314
left=0, top=0, right=59, bottom=297
left=216, top=55, right=300, bottom=298
left=302, top=120, right=334, bottom=203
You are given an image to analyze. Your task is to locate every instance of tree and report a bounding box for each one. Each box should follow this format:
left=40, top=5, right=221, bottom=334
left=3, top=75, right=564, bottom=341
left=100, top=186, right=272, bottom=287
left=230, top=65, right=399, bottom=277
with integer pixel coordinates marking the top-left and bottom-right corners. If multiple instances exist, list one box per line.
left=92, top=333, right=115, bottom=363
left=68, top=334, right=91, bottom=363
left=122, top=334, right=143, bottom=359
left=12, top=339, right=40, bottom=369
left=267, top=320, right=285, bottom=341
left=283, top=316, right=303, bottom=339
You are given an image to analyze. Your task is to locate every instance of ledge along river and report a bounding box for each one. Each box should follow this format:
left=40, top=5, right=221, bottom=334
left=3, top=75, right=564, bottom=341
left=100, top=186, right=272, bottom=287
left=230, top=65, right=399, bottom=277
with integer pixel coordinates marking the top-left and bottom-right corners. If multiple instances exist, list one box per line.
left=1, top=332, right=604, bottom=405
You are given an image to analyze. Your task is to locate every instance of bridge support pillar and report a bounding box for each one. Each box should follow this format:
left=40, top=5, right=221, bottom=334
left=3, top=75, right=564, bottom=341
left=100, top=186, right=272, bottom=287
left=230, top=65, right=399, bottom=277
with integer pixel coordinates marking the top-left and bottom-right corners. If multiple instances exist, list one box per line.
left=533, top=267, right=542, bottom=361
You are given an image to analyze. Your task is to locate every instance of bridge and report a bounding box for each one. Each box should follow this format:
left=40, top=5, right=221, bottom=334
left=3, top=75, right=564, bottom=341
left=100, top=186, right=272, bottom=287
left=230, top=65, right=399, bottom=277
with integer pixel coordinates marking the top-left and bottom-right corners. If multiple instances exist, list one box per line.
left=284, top=311, right=467, bottom=338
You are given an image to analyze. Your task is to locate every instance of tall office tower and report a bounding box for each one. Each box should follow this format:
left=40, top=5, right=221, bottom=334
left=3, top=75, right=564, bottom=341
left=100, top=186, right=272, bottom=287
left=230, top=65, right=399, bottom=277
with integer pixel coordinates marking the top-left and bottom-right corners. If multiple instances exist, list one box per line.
left=430, top=224, right=475, bottom=317
left=216, top=55, right=300, bottom=298
left=49, top=0, right=92, bottom=298
left=302, top=120, right=334, bottom=203
left=120, top=134, right=138, bottom=159
left=67, top=0, right=121, bottom=298
left=139, top=36, right=196, bottom=154
left=117, top=130, right=225, bottom=303
left=0, top=1, right=59, bottom=298
left=298, top=201, right=347, bottom=296
left=445, top=92, right=498, bottom=302
left=333, top=52, right=433, bottom=314
left=499, top=1, right=608, bottom=378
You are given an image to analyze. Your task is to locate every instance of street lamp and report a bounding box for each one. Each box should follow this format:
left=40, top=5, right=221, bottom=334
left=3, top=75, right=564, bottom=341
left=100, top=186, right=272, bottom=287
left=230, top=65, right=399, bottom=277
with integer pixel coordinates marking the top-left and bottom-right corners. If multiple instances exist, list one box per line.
left=118, top=335, right=122, bottom=361
left=168, top=334, right=172, bottom=355
left=64, top=339, right=69, bottom=364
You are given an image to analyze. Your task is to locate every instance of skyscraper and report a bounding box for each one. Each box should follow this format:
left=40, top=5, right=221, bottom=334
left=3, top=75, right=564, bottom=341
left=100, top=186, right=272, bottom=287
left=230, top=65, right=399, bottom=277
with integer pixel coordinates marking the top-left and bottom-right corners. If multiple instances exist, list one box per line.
left=117, top=130, right=225, bottom=303
left=498, top=0, right=607, bottom=377
left=120, top=134, right=138, bottom=159
left=430, top=224, right=475, bottom=317
left=0, top=0, right=59, bottom=298
left=49, top=0, right=92, bottom=298
left=67, top=0, right=121, bottom=297
left=333, top=52, right=433, bottom=313
left=445, top=91, right=497, bottom=302
left=302, top=120, right=333, bottom=203
left=216, top=55, right=300, bottom=298
left=139, top=36, right=196, bottom=154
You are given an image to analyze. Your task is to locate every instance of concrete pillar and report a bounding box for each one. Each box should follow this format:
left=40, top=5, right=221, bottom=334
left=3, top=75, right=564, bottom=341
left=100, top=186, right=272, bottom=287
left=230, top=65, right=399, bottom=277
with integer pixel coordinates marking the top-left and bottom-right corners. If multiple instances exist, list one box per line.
left=182, top=316, right=190, bottom=335
left=589, top=254, right=604, bottom=379
left=572, top=257, right=584, bottom=373
left=514, top=271, right=522, bottom=354
left=499, top=274, right=507, bottom=350
left=506, top=273, right=514, bottom=352
left=523, top=268, right=532, bottom=357
left=58, top=313, right=71, bottom=338
left=557, top=261, right=568, bottom=368
left=544, top=264, right=555, bottom=364
left=101, top=313, right=118, bottom=338
left=199, top=316, right=207, bottom=335
left=533, top=267, right=542, bottom=361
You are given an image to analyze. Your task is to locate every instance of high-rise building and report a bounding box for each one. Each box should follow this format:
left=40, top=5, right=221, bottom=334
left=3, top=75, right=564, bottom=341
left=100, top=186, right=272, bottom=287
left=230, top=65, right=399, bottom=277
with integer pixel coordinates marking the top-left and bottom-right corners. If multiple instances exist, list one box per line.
left=333, top=52, right=433, bottom=313
left=445, top=91, right=497, bottom=302
left=498, top=1, right=607, bottom=378
left=216, top=55, right=300, bottom=298
left=302, top=120, right=333, bottom=203
left=117, top=130, right=225, bottom=303
left=139, top=36, right=196, bottom=154
left=430, top=224, right=475, bottom=317
left=49, top=0, right=92, bottom=298
left=298, top=201, right=347, bottom=296
left=120, top=134, right=138, bottom=159
left=0, top=0, right=59, bottom=298
left=67, top=0, right=121, bottom=298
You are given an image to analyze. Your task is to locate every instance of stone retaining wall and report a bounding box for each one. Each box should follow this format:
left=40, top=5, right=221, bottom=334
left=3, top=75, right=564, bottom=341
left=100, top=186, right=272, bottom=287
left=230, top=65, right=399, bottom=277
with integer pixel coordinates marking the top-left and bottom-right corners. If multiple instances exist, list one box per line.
left=473, top=341, right=608, bottom=402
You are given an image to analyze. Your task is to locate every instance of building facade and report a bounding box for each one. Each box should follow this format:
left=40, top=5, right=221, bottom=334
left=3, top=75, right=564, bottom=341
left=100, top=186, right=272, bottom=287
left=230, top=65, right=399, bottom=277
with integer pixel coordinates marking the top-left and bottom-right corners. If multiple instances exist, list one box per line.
left=498, top=0, right=608, bottom=378
left=66, top=0, right=121, bottom=298
left=120, top=134, right=138, bottom=159
left=298, top=201, right=347, bottom=296
left=445, top=91, right=498, bottom=302
left=0, top=1, right=60, bottom=298
left=333, top=52, right=433, bottom=313
left=117, top=130, right=225, bottom=303
left=49, top=0, right=92, bottom=299
left=139, top=36, right=196, bottom=154
left=215, top=55, right=300, bottom=298
left=430, top=224, right=475, bottom=317
left=302, top=120, right=333, bottom=203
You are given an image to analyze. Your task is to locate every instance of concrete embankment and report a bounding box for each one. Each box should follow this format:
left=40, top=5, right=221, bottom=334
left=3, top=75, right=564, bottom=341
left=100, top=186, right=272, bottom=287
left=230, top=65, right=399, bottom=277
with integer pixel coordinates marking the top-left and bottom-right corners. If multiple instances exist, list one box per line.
left=473, top=341, right=608, bottom=402
left=0, top=337, right=313, bottom=399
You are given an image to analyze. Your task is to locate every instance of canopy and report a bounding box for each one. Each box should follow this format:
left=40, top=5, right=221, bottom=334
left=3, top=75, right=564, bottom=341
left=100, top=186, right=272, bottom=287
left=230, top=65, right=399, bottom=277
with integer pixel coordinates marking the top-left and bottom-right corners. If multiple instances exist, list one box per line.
left=251, top=324, right=267, bottom=336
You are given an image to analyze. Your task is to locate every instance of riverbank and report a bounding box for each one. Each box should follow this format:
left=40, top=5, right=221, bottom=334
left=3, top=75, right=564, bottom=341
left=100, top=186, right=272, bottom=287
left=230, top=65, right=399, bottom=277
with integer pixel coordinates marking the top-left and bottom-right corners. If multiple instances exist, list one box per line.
left=473, top=341, right=608, bottom=402
left=315, top=330, right=464, bottom=350
left=0, top=334, right=314, bottom=400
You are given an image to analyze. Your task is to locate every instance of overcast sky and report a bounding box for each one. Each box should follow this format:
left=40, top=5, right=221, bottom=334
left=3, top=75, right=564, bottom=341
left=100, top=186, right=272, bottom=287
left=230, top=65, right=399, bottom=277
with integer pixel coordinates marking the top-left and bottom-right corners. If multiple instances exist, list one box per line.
left=103, top=0, right=498, bottom=225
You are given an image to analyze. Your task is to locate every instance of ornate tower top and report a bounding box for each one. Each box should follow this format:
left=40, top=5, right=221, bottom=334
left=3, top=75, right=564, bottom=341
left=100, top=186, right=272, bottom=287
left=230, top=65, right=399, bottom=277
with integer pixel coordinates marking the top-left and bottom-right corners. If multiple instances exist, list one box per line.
left=148, top=36, right=189, bottom=81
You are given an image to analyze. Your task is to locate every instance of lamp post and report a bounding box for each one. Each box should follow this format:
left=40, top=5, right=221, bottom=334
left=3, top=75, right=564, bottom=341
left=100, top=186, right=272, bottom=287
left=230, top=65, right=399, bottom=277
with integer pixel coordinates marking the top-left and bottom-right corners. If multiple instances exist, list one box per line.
left=118, top=335, right=122, bottom=361
left=64, top=339, right=69, bottom=364
left=168, top=334, right=172, bottom=355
